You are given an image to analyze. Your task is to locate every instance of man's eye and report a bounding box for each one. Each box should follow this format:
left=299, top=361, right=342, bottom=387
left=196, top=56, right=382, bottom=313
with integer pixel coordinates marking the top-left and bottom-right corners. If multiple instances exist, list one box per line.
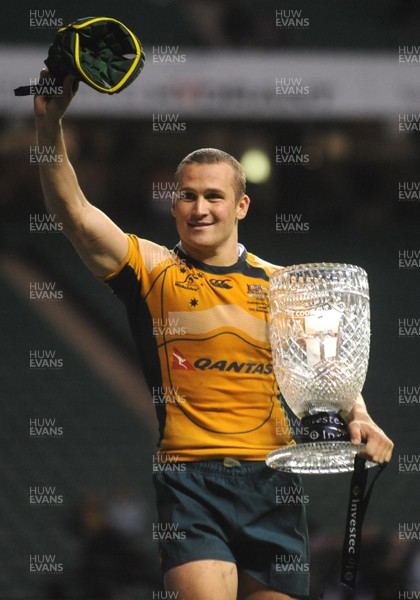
left=181, top=192, right=196, bottom=201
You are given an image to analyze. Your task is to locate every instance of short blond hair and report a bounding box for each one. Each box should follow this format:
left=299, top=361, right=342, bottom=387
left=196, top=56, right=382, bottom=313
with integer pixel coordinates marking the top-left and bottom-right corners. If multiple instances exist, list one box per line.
left=175, top=148, right=246, bottom=201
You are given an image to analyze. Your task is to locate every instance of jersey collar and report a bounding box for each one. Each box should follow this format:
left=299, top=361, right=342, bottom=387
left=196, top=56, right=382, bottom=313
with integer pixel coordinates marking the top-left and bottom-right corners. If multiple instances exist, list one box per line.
left=174, top=242, right=248, bottom=274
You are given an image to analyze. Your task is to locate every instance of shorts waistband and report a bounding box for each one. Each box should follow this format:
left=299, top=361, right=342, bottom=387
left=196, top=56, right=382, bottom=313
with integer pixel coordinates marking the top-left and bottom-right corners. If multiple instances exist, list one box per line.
left=163, top=459, right=268, bottom=478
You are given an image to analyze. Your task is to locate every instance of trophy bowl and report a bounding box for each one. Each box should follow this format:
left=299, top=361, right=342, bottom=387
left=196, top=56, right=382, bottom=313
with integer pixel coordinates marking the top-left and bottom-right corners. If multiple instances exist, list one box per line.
left=266, top=263, right=376, bottom=474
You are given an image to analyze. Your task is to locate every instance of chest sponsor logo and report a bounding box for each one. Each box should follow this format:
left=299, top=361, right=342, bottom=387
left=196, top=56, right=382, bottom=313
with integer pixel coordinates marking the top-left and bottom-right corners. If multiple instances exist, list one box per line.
left=172, top=347, right=195, bottom=370
left=171, top=350, right=272, bottom=375
left=194, top=357, right=272, bottom=375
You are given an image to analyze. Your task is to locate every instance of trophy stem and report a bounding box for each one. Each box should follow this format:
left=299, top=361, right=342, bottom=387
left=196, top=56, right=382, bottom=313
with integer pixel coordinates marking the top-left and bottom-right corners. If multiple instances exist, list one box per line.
left=299, top=411, right=350, bottom=444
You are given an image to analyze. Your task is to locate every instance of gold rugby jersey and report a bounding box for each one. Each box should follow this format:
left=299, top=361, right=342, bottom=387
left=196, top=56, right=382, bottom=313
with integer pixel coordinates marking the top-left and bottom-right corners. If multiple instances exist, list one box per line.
left=103, top=234, right=293, bottom=461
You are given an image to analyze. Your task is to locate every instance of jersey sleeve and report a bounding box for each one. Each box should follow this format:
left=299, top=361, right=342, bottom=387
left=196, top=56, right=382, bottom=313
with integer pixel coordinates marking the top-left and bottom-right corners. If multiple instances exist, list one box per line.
left=100, top=233, right=175, bottom=303
left=99, top=233, right=143, bottom=282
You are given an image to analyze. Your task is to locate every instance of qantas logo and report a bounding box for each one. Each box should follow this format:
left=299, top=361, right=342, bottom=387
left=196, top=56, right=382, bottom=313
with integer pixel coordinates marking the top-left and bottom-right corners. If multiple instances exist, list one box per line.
left=194, top=358, right=272, bottom=374
left=172, top=347, right=195, bottom=370
left=171, top=348, right=272, bottom=375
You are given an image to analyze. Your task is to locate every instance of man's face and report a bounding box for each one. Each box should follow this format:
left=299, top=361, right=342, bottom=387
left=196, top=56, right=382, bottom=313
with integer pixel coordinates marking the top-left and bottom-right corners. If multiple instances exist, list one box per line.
left=171, top=162, right=250, bottom=261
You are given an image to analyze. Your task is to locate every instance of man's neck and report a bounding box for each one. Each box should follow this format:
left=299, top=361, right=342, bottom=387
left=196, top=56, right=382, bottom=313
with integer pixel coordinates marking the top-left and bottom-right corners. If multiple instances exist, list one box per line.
left=177, top=241, right=245, bottom=266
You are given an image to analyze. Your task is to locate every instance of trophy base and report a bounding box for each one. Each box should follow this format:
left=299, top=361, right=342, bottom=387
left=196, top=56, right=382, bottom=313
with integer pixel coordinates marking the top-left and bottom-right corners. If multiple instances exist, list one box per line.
left=266, top=441, right=377, bottom=474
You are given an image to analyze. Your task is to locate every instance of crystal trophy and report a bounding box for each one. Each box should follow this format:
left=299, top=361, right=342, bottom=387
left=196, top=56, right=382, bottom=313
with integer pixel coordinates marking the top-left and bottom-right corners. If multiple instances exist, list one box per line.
left=266, top=263, right=375, bottom=474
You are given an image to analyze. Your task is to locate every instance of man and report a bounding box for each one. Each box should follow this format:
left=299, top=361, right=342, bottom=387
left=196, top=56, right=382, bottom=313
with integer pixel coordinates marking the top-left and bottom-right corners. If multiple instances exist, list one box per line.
left=35, top=71, right=393, bottom=600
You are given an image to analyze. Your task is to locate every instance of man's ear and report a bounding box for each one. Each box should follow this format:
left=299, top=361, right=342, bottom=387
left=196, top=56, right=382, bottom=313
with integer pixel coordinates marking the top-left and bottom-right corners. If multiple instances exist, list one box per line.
left=236, top=194, right=251, bottom=221
left=171, top=193, right=177, bottom=216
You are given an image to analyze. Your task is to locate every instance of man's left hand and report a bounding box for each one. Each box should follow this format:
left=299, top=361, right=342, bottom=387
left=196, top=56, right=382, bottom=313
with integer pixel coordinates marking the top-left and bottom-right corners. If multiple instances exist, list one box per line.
left=345, top=395, right=394, bottom=464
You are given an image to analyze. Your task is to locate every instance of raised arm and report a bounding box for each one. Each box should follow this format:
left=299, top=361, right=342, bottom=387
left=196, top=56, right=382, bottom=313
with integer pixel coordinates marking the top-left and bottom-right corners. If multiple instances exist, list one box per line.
left=34, top=69, right=128, bottom=277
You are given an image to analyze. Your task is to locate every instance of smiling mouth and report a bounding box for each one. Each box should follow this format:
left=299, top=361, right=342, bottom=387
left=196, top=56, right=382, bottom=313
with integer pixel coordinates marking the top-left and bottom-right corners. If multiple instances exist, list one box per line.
left=188, top=222, right=214, bottom=228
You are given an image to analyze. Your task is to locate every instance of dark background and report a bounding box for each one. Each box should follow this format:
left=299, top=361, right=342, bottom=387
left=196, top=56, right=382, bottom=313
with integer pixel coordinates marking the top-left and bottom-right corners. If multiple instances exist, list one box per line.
left=1, top=1, right=419, bottom=598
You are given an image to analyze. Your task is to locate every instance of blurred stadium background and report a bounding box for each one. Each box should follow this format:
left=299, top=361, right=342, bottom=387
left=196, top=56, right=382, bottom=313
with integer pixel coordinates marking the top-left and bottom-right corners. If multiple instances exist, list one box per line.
left=1, top=0, right=420, bottom=598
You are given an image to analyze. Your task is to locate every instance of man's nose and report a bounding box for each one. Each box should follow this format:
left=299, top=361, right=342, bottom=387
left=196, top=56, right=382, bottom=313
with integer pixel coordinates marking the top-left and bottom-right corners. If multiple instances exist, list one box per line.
left=192, top=196, right=209, bottom=215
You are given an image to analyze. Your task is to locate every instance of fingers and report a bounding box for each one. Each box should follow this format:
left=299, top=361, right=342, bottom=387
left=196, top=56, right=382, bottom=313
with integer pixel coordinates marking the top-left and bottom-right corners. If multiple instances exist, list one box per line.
left=349, top=420, right=394, bottom=464
left=37, top=68, right=79, bottom=98
left=62, top=73, right=79, bottom=97
left=37, top=67, right=61, bottom=92
left=39, top=67, right=49, bottom=81
left=357, top=437, right=393, bottom=465
left=34, top=67, right=79, bottom=121
left=348, top=420, right=362, bottom=446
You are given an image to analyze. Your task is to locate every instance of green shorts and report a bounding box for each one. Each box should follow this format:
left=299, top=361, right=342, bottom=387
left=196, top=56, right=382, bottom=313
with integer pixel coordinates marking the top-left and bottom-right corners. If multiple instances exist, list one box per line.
left=152, top=459, right=309, bottom=597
